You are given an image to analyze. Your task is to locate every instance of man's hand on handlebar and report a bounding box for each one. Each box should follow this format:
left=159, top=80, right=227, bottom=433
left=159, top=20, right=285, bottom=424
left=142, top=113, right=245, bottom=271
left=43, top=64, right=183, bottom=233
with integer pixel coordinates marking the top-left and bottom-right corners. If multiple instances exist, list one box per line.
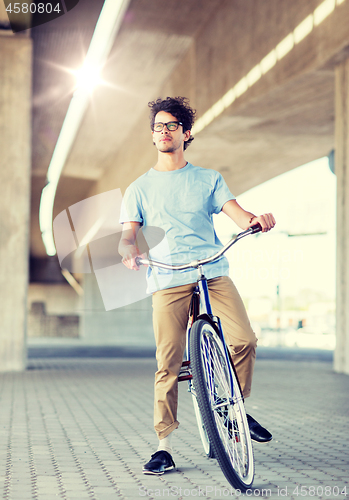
left=121, top=245, right=147, bottom=271
left=248, top=213, right=276, bottom=233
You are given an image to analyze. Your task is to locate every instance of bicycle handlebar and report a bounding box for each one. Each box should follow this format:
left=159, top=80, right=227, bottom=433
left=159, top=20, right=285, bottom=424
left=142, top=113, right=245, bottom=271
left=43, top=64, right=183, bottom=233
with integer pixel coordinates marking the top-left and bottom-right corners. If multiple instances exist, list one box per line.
left=135, top=223, right=262, bottom=270
left=249, top=223, right=263, bottom=235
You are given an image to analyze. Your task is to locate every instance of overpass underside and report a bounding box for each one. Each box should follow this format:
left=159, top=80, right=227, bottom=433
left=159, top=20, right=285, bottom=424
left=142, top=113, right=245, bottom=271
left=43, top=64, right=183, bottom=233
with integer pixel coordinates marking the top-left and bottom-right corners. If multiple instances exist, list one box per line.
left=0, top=0, right=349, bottom=373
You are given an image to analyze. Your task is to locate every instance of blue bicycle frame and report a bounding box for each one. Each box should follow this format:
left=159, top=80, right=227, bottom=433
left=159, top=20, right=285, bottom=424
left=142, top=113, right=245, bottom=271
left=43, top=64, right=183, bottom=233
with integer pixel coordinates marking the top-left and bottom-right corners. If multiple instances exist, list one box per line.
left=183, top=266, right=237, bottom=404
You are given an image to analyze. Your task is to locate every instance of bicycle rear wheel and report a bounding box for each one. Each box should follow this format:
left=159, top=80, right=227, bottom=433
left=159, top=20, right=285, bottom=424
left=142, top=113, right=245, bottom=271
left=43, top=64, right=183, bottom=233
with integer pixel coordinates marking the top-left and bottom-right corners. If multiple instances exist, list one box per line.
left=190, top=319, right=254, bottom=491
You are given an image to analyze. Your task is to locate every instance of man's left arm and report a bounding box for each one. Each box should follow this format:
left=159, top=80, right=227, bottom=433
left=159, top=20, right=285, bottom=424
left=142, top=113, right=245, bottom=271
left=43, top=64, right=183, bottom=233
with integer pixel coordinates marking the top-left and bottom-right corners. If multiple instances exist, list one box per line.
left=222, top=199, right=276, bottom=232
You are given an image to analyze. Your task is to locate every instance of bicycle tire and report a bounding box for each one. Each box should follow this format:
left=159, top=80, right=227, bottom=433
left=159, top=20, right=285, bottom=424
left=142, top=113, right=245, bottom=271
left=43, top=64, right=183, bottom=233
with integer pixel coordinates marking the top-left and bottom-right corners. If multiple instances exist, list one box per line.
left=192, top=394, right=215, bottom=458
left=190, top=319, right=254, bottom=491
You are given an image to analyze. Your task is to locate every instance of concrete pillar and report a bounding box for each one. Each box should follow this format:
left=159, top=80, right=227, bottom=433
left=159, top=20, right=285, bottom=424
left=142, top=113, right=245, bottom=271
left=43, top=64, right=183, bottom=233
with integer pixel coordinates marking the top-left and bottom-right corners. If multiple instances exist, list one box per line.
left=0, top=34, right=32, bottom=371
left=334, top=59, right=349, bottom=375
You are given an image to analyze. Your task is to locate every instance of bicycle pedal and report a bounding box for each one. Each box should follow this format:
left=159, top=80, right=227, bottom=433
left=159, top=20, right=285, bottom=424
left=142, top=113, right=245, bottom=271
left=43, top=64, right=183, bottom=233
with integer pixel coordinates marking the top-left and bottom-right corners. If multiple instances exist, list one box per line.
left=178, top=362, right=192, bottom=382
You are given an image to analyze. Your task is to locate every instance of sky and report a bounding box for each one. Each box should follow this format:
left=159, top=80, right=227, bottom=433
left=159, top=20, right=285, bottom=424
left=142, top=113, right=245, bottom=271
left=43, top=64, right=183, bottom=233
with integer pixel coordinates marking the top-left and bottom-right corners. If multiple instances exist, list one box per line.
left=213, top=157, right=337, bottom=302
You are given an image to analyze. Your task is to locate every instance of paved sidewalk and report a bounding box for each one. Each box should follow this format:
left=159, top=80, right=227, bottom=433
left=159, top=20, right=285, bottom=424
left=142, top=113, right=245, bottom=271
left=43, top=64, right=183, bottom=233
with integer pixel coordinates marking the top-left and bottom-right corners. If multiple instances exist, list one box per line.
left=0, top=356, right=348, bottom=500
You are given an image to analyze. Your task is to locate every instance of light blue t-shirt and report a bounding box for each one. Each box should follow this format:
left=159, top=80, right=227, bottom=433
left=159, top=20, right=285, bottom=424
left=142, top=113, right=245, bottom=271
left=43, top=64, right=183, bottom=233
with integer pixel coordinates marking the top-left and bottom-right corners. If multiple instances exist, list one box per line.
left=119, top=163, right=235, bottom=293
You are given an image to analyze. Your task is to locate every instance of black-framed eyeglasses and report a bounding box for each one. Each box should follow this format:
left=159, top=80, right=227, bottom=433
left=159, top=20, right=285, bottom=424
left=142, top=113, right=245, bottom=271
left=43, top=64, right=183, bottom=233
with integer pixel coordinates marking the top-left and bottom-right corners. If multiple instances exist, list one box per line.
left=153, top=121, right=183, bottom=132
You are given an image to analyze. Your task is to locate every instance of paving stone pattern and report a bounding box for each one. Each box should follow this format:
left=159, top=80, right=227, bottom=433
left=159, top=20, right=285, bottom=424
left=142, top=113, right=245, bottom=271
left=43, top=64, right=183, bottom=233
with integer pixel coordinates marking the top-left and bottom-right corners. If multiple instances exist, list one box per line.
left=0, top=358, right=348, bottom=500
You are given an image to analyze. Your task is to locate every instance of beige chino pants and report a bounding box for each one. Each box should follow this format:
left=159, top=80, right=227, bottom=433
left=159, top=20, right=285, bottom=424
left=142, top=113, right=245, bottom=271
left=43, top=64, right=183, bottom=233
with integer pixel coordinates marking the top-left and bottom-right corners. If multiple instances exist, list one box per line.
left=152, top=276, right=257, bottom=439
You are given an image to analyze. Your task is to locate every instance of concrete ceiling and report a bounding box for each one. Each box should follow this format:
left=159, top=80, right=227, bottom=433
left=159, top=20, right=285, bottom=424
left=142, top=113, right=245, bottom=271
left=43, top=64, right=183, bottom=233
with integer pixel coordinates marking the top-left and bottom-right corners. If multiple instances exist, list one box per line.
left=29, top=0, right=349, bottom=259
left=186, top=69, right=335, bottom=194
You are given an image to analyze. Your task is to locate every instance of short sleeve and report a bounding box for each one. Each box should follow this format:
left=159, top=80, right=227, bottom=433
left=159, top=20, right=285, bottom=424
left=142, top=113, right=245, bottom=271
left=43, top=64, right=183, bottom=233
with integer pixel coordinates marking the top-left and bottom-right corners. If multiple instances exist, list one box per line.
left=211, top=172, right=235, bottom=214
left=119, top=185, right=144, bottom=224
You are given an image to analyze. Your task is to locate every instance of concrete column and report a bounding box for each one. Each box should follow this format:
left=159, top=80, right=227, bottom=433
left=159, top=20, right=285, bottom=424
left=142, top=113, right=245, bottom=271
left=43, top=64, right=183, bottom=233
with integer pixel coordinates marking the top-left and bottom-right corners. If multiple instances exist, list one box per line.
left=334, top=59, right=349, bottom=375
left=0, top=34, right=32, bottom=371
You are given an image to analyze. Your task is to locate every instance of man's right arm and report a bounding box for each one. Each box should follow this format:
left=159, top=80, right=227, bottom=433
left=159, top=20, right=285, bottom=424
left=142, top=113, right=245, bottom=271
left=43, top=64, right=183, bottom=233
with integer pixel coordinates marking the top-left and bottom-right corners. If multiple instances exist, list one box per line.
left=118, top=221, right=142, bottom=270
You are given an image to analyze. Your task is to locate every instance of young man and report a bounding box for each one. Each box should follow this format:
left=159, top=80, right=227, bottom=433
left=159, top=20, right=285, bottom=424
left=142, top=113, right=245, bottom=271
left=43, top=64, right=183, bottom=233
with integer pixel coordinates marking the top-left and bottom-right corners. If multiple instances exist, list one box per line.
left=119, top=97, right=276, bottom=475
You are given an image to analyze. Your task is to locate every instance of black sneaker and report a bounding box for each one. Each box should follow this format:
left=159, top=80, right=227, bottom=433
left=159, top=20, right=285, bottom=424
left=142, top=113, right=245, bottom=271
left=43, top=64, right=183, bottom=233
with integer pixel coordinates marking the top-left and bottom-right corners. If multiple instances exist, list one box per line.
left=247, top=414, right=272, bottom=443
left=143, top=450, right=175, bottom=475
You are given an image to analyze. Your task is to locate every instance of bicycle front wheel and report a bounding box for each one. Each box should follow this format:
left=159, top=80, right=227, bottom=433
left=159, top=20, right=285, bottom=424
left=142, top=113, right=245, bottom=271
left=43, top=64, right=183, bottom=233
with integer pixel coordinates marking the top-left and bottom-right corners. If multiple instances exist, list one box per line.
left=190, top=319, right=254, bottom=491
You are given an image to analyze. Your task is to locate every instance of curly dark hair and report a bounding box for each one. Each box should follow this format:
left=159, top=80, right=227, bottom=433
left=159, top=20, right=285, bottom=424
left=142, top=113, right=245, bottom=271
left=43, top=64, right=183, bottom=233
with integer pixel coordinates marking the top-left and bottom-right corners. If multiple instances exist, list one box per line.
left=148, top=96, right=196, bottom=150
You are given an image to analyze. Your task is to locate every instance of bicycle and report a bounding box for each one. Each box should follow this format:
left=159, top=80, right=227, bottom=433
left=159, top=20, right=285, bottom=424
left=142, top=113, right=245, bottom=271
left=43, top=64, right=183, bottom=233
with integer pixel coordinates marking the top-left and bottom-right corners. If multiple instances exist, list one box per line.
left=137, top=223, right=262, bottom=491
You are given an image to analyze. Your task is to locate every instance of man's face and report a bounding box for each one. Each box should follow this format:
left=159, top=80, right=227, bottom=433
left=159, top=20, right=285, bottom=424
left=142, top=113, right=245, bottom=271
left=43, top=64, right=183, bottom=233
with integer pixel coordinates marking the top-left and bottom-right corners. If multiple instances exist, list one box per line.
left=152, top=111, right=191, bottom=153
